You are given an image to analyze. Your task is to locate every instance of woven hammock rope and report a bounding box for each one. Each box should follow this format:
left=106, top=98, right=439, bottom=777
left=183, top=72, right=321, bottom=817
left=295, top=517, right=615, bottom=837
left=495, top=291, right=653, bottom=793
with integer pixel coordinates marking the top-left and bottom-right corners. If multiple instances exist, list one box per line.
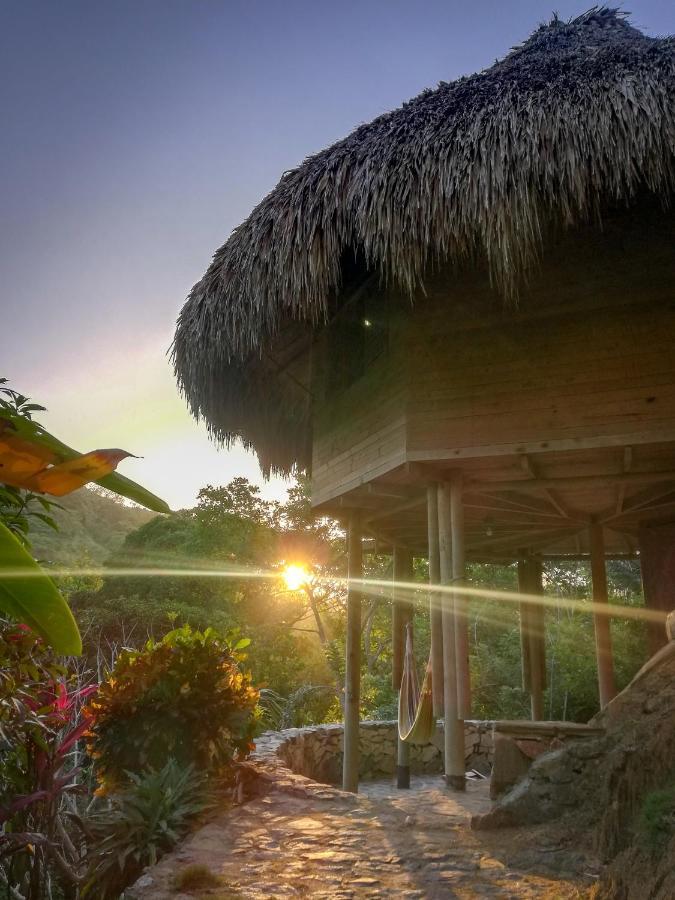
left=398, top=624, right=436, bottom=744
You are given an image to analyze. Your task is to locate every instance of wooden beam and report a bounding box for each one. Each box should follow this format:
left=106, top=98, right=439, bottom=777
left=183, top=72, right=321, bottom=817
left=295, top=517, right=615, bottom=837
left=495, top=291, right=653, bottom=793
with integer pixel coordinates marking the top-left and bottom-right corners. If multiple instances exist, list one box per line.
left=343, top=513, right=363, bottom=793
left=364, top=494, right=426, bottom=523
left=427, top=483, right=444, bottom=716
left=470, top=490, right=565, bottom=516
left=590, top=521, right=617, bottom=709
left=438, top=479, right=465, bottom=791
left=469, top=469, right=675, bottom=494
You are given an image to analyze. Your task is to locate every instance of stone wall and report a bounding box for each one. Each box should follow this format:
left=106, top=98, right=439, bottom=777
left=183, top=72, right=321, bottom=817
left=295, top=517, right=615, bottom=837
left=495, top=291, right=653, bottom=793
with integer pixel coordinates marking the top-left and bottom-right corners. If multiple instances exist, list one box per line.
left=252, top=720, right=494, bottom=785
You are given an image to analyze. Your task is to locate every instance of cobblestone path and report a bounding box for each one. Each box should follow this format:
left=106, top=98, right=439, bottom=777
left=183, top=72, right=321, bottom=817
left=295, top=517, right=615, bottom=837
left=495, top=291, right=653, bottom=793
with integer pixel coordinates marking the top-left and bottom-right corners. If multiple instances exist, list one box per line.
left=130, top=776, right=594, bottom=899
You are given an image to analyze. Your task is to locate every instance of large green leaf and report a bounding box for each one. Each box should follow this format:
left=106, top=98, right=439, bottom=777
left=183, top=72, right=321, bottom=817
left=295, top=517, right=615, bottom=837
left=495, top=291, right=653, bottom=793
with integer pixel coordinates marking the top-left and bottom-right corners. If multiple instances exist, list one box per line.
left=0, top=520, right=82, bottom=654
left=4, top=413, right=171, bottom=514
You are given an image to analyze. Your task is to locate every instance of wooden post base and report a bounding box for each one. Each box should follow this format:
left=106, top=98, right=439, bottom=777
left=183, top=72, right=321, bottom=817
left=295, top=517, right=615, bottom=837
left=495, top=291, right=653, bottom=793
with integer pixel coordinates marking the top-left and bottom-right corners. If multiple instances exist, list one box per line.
left=445, top=774, right=466, bottom=791
left=396, top=765, right=411, bottom=789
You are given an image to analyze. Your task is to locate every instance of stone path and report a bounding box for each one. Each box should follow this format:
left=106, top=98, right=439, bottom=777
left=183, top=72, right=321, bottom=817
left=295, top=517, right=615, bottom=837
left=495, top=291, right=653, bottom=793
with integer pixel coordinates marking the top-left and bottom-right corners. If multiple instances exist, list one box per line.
left=129, top=775, right=595, bottom=899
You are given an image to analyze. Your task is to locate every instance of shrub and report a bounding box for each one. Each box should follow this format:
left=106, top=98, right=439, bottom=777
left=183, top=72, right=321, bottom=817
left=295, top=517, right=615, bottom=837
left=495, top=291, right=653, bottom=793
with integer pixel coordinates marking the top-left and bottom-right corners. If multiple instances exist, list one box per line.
left=84, top=759, right=211, bottom=898
left=85, top=624, right=259, bottom=790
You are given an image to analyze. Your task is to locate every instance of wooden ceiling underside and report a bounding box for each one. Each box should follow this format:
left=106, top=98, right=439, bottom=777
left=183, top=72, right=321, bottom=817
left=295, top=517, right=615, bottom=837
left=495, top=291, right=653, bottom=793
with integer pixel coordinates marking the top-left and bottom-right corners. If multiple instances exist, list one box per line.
left=318, top=442, right=675, bottom=560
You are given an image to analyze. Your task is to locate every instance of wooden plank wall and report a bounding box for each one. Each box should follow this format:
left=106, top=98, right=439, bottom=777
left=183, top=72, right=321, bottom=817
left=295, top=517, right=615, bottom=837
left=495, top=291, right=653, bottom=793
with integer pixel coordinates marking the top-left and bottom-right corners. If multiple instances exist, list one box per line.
left=309, top=204, right=675, bottom=506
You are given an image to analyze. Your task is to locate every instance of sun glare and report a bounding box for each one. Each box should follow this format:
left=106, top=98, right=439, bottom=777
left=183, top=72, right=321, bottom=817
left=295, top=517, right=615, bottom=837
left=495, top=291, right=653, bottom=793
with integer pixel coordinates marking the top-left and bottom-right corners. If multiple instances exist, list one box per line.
left=282, top=564, right=309, bottom=591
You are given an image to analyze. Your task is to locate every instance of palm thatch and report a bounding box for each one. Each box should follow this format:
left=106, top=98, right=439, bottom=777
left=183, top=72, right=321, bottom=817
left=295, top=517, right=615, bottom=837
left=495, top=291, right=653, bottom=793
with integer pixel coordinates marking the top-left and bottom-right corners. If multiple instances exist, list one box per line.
left=173, top=7, right=675, bottom=476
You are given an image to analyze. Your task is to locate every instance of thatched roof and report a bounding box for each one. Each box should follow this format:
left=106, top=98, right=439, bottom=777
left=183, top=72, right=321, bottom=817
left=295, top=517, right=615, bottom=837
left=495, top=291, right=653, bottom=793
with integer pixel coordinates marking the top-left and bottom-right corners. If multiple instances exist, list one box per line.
left=173, top=7, right=675, bottom=476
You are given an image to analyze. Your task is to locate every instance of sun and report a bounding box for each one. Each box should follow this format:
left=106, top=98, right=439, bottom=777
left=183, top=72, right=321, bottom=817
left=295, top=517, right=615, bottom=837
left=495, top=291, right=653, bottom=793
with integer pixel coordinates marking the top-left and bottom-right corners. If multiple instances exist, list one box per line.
left=282, top=564, right=309, bottom=591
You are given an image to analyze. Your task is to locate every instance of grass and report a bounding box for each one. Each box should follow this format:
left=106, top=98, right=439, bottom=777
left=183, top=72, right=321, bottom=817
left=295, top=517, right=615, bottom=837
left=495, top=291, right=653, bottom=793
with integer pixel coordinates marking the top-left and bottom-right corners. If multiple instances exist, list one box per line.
left=638, top=780, right=675, bottom=853
left=173, top=864, right=222, bottom=892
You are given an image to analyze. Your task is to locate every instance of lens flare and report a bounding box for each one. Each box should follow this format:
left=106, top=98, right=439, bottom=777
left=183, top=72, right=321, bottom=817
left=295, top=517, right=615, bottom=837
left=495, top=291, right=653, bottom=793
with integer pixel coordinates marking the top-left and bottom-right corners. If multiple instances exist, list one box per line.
left=282, top=564, right=309, bottom=591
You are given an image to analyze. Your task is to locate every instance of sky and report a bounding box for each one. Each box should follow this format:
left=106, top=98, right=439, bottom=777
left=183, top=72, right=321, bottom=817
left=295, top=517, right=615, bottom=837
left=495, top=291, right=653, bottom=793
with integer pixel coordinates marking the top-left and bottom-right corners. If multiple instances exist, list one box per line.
left=1, top=1, right=672, bottom=511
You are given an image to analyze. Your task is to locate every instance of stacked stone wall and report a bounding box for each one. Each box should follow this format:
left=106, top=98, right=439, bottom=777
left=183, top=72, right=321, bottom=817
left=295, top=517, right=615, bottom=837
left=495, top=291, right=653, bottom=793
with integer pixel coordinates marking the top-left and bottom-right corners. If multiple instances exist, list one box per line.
left=252, top=720, right=494, bottom=785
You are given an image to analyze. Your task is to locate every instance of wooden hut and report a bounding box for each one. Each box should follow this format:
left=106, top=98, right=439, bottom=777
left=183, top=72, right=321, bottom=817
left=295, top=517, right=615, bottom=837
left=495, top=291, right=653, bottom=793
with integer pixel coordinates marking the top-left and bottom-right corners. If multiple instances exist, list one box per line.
left=173, top=9, right=675, bottom=793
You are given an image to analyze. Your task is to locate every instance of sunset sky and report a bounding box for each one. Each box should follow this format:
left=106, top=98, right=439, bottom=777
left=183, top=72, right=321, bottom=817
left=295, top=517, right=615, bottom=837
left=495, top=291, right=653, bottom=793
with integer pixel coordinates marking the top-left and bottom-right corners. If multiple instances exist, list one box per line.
left=2, top=0, right=672, bottom=511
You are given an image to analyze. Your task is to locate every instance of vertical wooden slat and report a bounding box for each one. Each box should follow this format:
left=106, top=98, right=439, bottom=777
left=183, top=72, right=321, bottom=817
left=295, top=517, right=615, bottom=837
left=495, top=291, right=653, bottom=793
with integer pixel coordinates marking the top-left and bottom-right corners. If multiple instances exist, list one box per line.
left=427, top=483, right=444, bottom=716
left=590, top=521, right=616, bottom=709
left=343, top=512, right=363, bottom=793
left=438, top=480, right=465, bottom=791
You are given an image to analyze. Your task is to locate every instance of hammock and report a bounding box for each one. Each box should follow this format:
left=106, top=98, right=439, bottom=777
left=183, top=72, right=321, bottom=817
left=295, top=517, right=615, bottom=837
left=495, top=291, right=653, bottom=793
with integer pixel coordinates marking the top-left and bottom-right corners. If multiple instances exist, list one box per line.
left=398, top=624, right=436, bottom=744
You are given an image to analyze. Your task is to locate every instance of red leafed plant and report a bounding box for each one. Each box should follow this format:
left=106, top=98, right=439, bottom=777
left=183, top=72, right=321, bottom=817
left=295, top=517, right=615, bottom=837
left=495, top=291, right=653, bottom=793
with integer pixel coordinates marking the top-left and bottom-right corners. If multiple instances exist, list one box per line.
left=0, top=621, right=98, bottom=898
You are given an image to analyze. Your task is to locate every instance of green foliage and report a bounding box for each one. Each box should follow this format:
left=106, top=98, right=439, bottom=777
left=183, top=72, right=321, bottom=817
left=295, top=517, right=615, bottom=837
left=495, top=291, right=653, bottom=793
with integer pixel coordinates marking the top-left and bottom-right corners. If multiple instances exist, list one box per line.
left=84, top=759, right=212, bottom=898
left=29, top=486, right=155, bottom=565
left=0, top=519, right=82, bottom=654
left=73, top=478, right=337, bottom=702
left=638, top=779, right=675, bottom=853
left=0, top=382, right=59, bottom=548
left=86, top=625, right=259, bottom=790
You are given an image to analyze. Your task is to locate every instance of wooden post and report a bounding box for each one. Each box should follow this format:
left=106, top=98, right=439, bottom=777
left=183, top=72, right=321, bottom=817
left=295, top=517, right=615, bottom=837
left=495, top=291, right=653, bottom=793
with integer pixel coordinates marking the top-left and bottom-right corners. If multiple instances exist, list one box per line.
left=518, top=557, right=545, bottom=721
left=427, top=483, right=444, bottom=716
left=518, top=557, right=532, bottom=699
left=590, top=521, right=616, bottom=709
left=438, top=480, right=465, bottom=791
left=450, top=471, right=471, bottom=718
left=638, top=521, right=675, bottom=658
left=393, top=546, right=413, bottom=789
left=343, top=512, right=363, bottom=793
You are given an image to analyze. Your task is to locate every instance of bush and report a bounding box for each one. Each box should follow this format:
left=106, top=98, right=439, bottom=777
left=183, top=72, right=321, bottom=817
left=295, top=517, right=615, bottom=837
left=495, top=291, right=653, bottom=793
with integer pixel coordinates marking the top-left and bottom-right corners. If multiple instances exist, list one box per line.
left=84, top=759, right=211, bottom=898
left=85, top=625, right=259, bottom=791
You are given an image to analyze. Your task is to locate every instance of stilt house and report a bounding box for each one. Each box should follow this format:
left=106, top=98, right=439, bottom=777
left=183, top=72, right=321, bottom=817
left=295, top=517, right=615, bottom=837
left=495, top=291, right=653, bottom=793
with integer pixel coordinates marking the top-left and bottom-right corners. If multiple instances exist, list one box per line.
left=173, top=9, right=675, bottom=792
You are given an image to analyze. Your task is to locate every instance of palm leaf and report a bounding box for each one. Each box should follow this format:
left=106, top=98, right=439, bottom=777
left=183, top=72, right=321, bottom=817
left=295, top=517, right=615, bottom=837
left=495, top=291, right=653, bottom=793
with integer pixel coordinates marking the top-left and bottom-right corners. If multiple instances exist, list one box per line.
left=5, top=413, right=170, bottom=514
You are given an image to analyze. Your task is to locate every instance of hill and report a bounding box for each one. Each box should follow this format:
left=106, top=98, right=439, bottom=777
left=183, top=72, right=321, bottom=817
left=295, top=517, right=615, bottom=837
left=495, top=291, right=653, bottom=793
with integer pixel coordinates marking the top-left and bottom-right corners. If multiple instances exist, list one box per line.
left=30, top=487, right=158, bottom=565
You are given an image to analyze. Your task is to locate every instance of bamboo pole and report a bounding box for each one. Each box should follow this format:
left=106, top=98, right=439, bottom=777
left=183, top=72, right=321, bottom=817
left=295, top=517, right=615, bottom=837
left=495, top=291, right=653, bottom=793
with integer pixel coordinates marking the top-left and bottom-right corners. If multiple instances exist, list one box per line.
left=393, top=546, right=413, bottom=788
left=427, top=483, right=444, bottom=716
left=438, top=480, right=465, bottom=791
left=590, top=521, right=617, bottom=709
left=342, top=512, right=363, bottom=793
left=518, top=556, right=546, bottom=720
left=518, top=557, right=532, bottom=696
left=529, top=559, right=545, bottom=720
left=451, top=471, right=471, bottom=718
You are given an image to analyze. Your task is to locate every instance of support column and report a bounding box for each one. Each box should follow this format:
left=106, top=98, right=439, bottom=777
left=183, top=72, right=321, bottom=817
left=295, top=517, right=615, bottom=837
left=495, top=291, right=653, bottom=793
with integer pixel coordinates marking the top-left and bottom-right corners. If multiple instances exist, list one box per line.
left=427, top=483, right=444, bottom=716
left=438, top=479, right=465, bottom=791
left=392, top=546, right=413, bottom=789
left=343, top=512, right=363, bottom=793
left=518, top=556, right=545, bottom=721
left=639, top=520, right=675, bottom=657
left=590, top=521, right=616, bottom=709
left=451, top=472, right=471, bottom=718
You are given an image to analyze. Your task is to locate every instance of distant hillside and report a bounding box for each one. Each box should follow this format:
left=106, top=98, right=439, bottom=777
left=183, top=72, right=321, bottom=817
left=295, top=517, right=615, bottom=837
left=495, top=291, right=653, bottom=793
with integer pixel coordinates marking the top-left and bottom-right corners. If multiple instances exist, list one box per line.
left=30, top=487, right=158, bottom=565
